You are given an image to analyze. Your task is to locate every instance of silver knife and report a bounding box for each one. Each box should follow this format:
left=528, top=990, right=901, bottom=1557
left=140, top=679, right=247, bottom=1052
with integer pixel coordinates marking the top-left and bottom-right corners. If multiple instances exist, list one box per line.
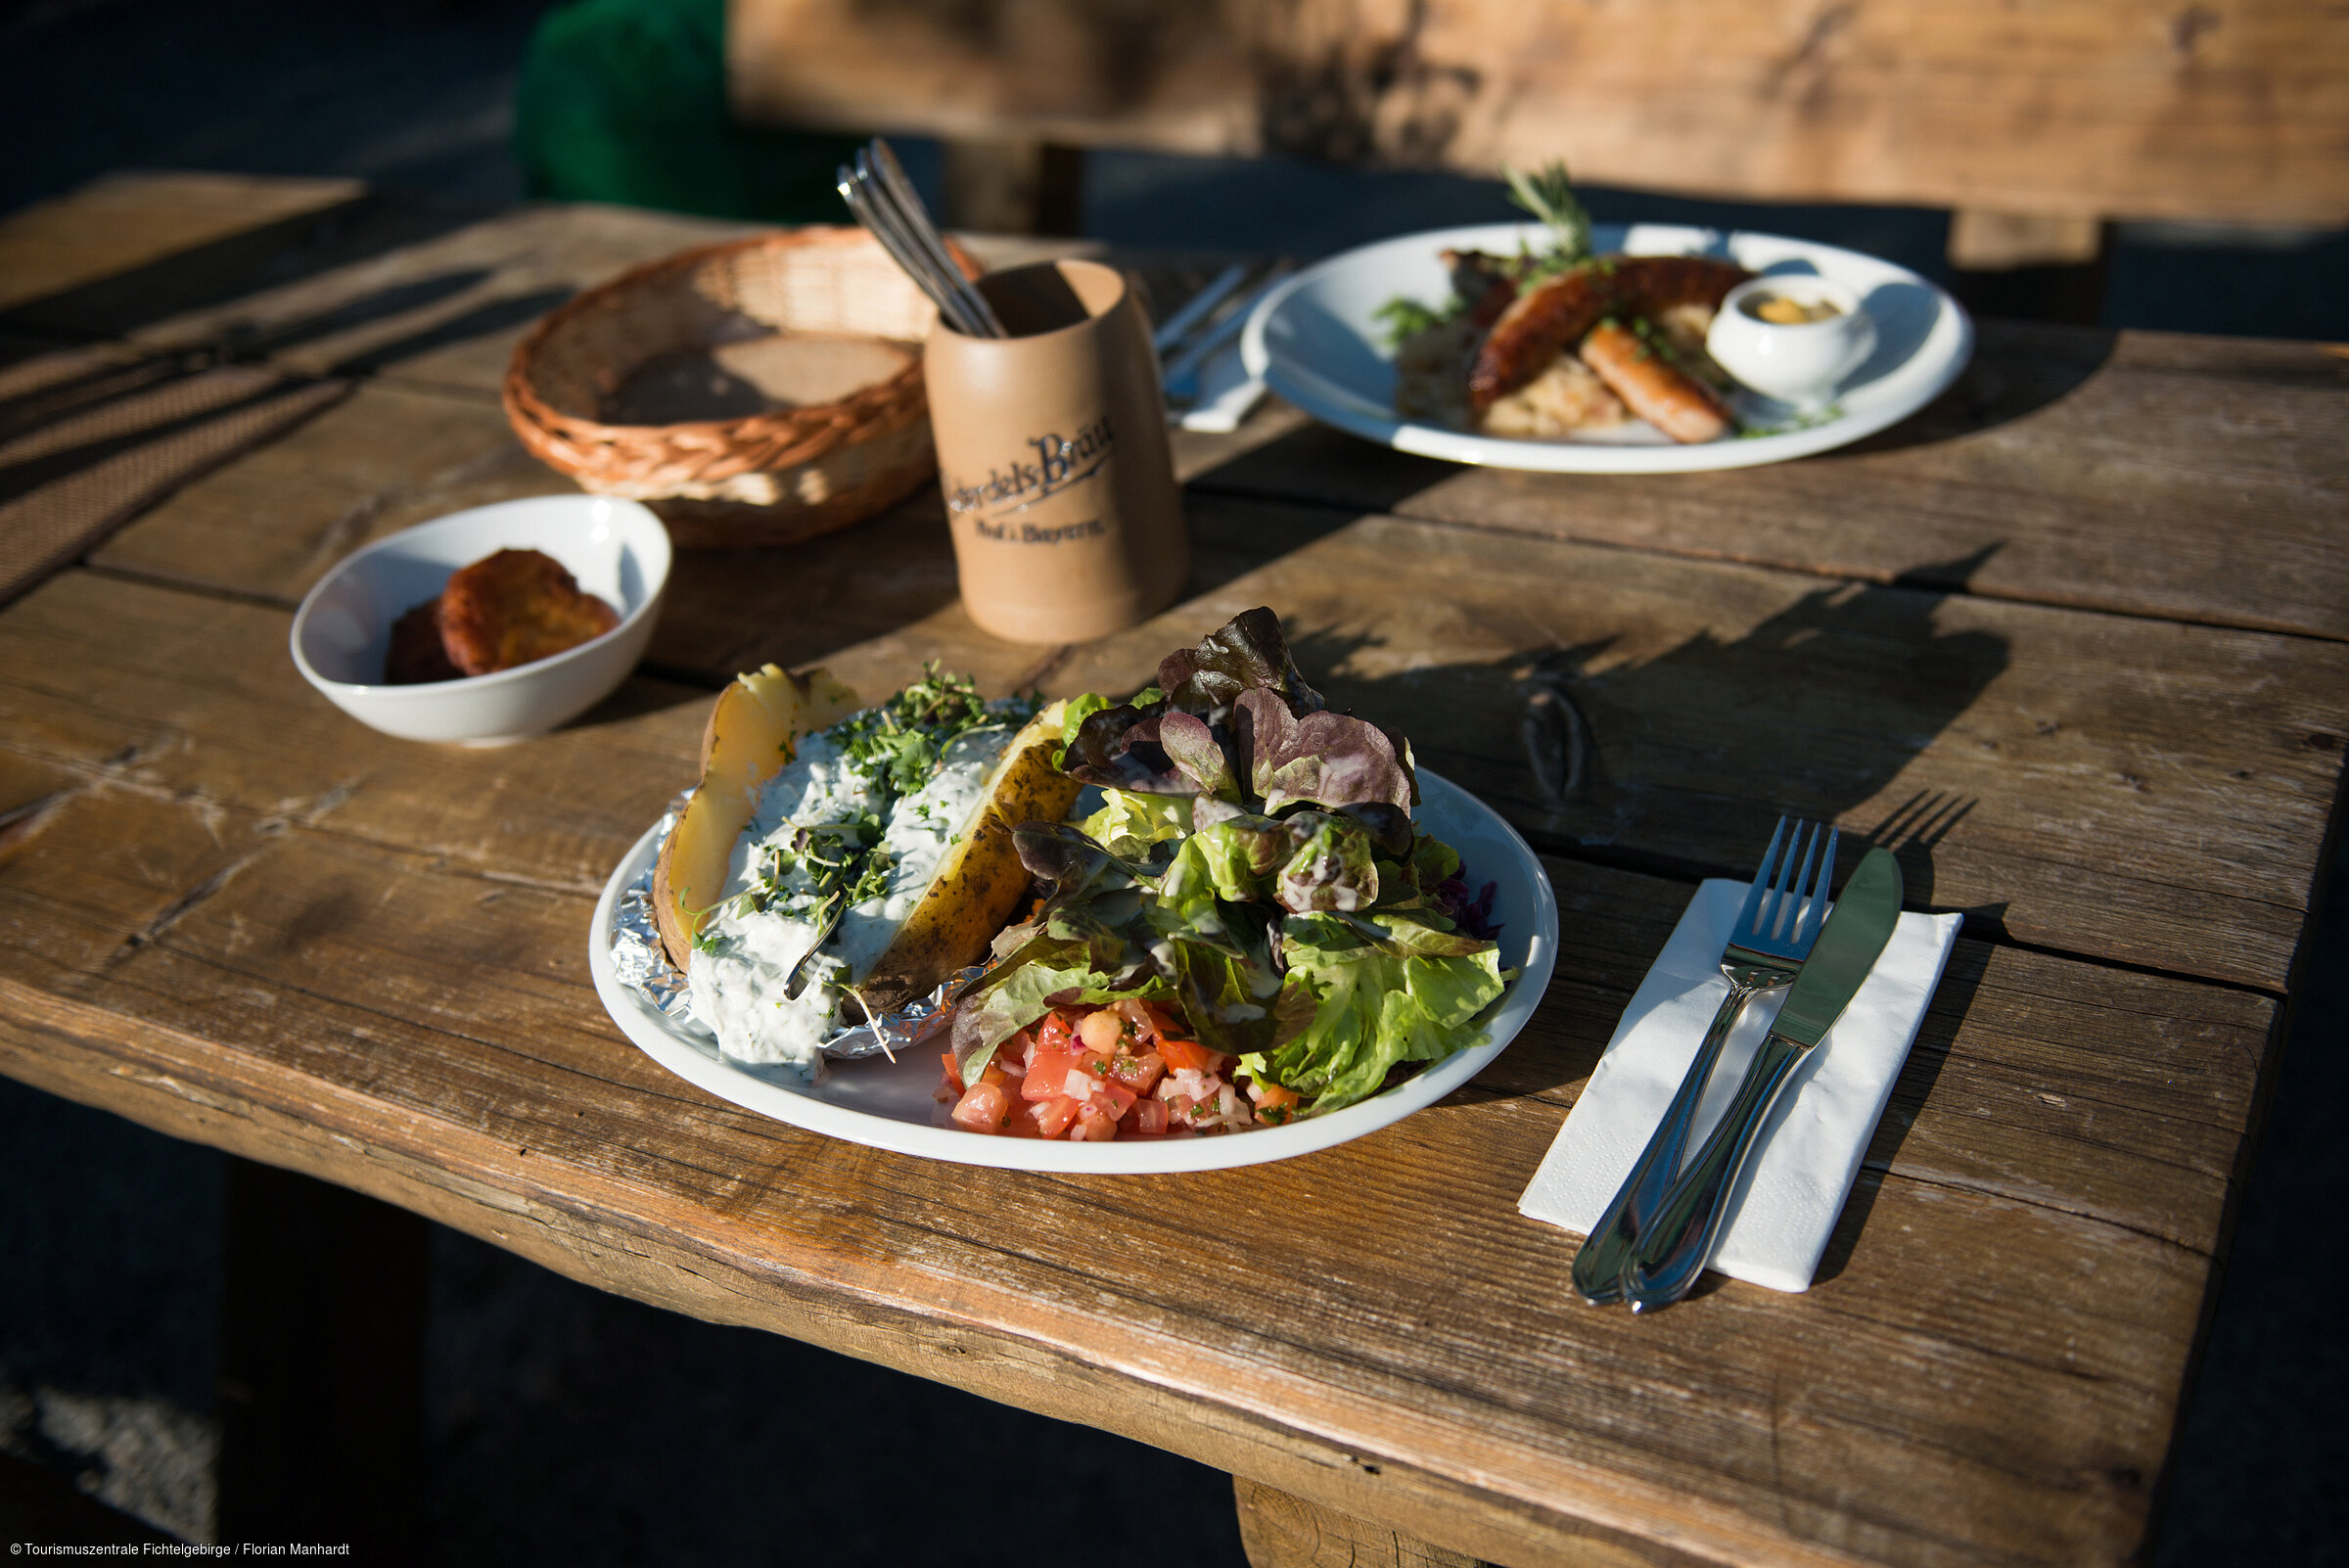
left=1620, top=846, right=1905, bottom=1311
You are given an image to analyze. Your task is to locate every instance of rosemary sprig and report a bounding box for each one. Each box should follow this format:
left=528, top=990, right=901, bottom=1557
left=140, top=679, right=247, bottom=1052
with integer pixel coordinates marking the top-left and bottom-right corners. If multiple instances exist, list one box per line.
left=1503, top=160, right=1593, bottom=270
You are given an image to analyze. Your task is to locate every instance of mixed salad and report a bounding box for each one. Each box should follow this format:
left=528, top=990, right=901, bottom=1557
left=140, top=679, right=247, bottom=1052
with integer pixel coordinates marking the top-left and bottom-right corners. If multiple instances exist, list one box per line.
left=935, top=609, right=1508, bottom=1140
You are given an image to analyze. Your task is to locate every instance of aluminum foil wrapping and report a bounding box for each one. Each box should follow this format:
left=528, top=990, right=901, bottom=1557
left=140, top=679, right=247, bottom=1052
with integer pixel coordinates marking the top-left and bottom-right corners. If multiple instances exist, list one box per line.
left=609, top=794, right=986, bottom=1063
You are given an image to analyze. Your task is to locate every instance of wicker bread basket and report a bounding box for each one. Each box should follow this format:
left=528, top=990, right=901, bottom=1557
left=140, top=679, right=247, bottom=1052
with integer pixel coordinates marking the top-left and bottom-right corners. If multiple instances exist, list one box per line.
left=502, top=227, right=975, bottom=548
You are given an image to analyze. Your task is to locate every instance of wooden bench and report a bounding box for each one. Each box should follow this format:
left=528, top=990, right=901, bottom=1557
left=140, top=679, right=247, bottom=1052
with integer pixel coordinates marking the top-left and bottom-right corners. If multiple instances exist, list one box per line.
left=727, top=0, right=2349, bottom=286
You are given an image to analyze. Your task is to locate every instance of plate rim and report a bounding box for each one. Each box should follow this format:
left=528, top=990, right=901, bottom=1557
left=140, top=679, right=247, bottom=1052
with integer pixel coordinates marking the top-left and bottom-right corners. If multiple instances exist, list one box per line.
left=1239, top=220, right=1974, bottom=474
left=586, top=769, right=1558, bottom=1173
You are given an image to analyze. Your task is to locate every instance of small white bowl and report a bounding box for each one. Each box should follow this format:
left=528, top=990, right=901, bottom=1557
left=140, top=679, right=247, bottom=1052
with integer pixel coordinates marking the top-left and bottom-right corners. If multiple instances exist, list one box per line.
left=1705, top=276, right=1877, bottom=406
left=291, top=495, right=671, bottom=745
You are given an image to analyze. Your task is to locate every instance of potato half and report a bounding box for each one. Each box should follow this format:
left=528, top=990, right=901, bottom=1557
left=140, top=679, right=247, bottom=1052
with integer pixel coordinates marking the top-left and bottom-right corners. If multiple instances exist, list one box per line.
left=651, top=663, right=860, bottom=968
left=853, top=699, right=1083, bottom=1015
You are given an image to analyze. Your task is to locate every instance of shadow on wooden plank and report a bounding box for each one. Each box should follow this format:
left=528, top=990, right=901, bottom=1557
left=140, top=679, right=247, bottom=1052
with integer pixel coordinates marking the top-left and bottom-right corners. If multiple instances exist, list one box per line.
left=0, top=190, right=487, bottom=349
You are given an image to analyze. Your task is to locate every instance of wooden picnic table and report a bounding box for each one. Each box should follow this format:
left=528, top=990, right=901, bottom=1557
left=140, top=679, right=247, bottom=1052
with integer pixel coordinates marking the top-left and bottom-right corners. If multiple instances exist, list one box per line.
left=2, top=171, right=2345, bottom=1568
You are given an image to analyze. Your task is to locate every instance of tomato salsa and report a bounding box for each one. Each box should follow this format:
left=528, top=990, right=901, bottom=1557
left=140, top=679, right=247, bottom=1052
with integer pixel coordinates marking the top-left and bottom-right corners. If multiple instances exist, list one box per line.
left=935, top=999, right=1302, bottom=1140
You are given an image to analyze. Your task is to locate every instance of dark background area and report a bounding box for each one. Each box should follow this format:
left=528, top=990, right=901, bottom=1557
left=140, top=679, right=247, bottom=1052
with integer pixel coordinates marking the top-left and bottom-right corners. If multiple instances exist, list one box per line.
left=2, top=0, right=2345, bottom=1561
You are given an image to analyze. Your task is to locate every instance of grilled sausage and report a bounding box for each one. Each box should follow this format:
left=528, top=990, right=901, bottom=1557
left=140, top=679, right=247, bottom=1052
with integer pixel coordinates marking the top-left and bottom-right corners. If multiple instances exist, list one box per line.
left=1467, top=255, right=1750, bottom=410
left=1578, top=320, right=1733, bottom=443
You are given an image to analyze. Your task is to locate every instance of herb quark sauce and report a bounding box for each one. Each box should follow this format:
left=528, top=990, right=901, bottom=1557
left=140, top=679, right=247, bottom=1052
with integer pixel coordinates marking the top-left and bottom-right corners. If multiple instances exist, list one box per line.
left=686, top=670, right=1037, bottom=1070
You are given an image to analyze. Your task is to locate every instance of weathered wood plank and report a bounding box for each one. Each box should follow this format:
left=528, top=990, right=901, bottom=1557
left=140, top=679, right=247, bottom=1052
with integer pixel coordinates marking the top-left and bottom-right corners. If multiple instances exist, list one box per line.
left=86, top=374, right=1308, bottom=645
left=730, top=0, right=2349, bottom=225
left=0, top=792, right=2247, bottom=1568
left=9, top=530, right=2343, bottom=996
left=89, top=378, right=576, bottom=603
left=1188, top=326, right=2349, bottom=642
left=72, top=198, right=1073, bottom=400
left=109, top=203, right=755, bottom=394
left=0, top=172, right=365, bottom=318
left=1235, top=1478, right=1495, bottom=1568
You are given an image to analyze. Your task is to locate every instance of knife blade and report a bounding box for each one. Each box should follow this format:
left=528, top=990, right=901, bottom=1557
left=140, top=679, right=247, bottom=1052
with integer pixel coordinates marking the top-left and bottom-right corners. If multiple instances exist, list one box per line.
left=1619, top=847, right=1905, bottom=1311
left=1766, top=847, right=1903, bottom=1048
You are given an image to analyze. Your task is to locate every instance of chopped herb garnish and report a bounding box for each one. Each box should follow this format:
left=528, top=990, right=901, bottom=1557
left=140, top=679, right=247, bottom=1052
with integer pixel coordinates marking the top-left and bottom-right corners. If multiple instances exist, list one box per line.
left=831, top=662, right=1035, bottom=795
left=1372, top=294, right=1458, bottom=350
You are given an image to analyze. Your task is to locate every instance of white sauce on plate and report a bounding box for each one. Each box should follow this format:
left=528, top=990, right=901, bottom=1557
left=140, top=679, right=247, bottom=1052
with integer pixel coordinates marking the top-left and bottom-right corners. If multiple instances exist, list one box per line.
left=687, top=720, right=1018, bottom=1071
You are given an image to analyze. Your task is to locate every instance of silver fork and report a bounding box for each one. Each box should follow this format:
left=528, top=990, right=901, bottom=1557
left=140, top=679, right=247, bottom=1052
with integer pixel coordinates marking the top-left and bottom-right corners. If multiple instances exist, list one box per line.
left=1571, top=818, right=1837, bottom=1304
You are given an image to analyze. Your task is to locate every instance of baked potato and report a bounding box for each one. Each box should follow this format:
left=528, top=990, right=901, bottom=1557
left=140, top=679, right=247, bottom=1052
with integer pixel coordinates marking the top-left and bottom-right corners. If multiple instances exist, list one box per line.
left=651, top=662, right=860, bottom=968
left=854, top=699, right=1082, bottom=1014
left=657, top=669, right=1085, bottom=1062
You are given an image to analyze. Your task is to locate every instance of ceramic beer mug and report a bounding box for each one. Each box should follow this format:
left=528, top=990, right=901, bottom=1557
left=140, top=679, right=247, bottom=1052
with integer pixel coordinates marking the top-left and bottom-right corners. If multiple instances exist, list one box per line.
left=923, top=260, right=1188, bottom=644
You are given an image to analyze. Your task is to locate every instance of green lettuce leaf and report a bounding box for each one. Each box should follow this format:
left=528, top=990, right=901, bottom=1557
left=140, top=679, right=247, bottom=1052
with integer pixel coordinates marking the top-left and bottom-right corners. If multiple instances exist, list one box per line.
left=1079, top=788, right=1194, bottom=858
left=1055, top=691, right=1114, bottom=764
left=1236, top=909, right=1505, bottom=1113
left=1158, top=811, right=1380, bottom=914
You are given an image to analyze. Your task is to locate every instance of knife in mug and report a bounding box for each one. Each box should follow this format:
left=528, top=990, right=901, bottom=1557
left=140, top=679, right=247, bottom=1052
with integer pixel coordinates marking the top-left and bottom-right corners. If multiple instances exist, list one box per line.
left=1620, top=846, right=1906, bottom=1311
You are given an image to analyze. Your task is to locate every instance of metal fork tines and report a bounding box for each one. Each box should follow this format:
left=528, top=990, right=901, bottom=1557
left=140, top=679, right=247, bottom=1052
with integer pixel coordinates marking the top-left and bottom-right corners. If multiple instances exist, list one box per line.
left=1571, top=817, right=1837, bottom=1305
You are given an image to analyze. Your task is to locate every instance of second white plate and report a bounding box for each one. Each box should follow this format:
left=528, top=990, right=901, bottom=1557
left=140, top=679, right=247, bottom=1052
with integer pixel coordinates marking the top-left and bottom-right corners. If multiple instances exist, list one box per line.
left=1240, top=222, right=1972, bottom=474
left=587, top=770, right=1558, bottom=1174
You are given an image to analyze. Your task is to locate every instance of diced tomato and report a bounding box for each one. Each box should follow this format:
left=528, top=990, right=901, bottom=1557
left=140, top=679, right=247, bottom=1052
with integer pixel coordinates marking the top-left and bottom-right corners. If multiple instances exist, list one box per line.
left=995, top=1029, right=1036, bottom=1075
left=1071, top=1103, right=1120, bottom=1140
left=1035, top=1095, right=1082, bottom=1138
left=1249, top=1079, right=1302, bottom=1112
left=950, top=1081, right=1010, bottom=1132
left=1140, top=1000, right=1187, bottom=1041
left=1034, top=1010, right=1078, bottom=1054
left=1110, top=1049, right=1164, bottom=1094
left=1120, top=1097, right=1171, bottom=1137
left=1021, top=1047, right=1077, bottom=1100
left=1158, top=1037, right=1226, bottom=1077
left=936, top=1051, right=961, bottom=1104
left=1090, top=1076, right=1137, bottom=1121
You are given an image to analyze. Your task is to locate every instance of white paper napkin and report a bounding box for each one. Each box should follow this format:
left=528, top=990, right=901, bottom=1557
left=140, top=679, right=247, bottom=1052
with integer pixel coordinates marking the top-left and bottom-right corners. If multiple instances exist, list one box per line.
left=1519, top=879, right=1961, bottom=1293
left=1171, top=342, right=1268, bottom=434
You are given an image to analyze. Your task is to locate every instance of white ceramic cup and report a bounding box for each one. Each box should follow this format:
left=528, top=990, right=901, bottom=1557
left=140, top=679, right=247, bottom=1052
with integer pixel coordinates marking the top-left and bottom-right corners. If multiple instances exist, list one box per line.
left=290, top=494, right=671, bottom=745
left=1705, top=276, right=1876, bottom=406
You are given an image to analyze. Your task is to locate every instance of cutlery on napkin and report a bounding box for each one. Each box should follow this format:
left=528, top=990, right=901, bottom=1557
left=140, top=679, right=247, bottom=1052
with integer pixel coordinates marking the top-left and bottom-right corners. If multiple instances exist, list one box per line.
left=1520, top=877, right=1960, bottom=1294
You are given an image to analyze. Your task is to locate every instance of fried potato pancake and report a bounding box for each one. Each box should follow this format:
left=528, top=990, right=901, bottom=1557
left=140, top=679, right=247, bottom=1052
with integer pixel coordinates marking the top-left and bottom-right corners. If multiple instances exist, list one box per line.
left=385, top=599, right=462, bottom=684
left=437, top=548, right=620, bottom=676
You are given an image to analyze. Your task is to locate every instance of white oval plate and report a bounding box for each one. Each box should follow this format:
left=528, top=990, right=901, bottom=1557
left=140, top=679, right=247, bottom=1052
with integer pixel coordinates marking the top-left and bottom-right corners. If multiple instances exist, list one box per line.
left=1240, top=222, right=1973, bottom=474
left=587, top=770, right=1557, bottom=1172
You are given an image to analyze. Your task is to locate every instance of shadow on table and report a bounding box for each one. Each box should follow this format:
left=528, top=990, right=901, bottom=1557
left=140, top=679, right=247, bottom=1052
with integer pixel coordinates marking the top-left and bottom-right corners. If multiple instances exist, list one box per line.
left=0, top=261, right=580, bottom=609
left=1838, top=320, right=2117, bottom=458
left=559, top=671, right=721, bottom=732
left=0, top=187, right=490, bottom=348
left=1279, top=550, right=2010, bottom=1130
left=1292, top=548, right=2010, bottom=880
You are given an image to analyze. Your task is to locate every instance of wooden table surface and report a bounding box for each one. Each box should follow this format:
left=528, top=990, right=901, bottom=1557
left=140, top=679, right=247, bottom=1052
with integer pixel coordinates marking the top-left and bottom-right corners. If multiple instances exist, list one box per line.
left=3, top=172, right=2345, bottom=1568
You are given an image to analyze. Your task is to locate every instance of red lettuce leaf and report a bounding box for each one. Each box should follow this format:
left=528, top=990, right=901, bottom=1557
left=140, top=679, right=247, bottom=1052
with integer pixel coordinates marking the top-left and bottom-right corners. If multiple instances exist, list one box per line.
left=1236, top=689, right=1416, bottom=816
left=1156, top=606, right=1324, bottom=719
